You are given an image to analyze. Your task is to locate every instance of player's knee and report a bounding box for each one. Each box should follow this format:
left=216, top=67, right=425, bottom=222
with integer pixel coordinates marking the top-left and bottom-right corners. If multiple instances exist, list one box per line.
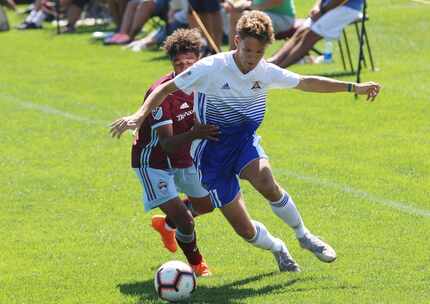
left=235, top=224, right=256, bottom=240
left=255, top=175, right=278, bottom=195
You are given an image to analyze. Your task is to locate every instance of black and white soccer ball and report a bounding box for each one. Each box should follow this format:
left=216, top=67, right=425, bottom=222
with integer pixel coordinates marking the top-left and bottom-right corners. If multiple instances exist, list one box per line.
left=154, top=260, right=196, bottom=302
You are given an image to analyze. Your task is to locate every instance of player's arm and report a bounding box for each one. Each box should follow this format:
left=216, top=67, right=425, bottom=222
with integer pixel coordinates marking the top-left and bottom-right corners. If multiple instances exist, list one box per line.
left=157, top=122, right=219, bottom=154
left=295, top=76, right=381, bottom=101
left=110, top=80, right=178, bottom=138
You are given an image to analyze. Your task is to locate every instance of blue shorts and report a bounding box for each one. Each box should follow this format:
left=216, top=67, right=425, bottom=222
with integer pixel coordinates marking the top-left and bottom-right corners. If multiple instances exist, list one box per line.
left=192, top=133, right=267, bottom=208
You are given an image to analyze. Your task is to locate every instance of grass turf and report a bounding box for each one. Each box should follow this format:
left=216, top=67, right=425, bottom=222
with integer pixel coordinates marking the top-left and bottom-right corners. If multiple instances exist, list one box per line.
left=1, top=0, right=429, bottom=303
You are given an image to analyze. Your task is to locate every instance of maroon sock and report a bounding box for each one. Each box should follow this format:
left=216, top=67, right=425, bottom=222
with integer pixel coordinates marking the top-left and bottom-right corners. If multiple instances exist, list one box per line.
left=176, top=230, right=202, bottom=265
left=165, top=216, right=176, bottom=229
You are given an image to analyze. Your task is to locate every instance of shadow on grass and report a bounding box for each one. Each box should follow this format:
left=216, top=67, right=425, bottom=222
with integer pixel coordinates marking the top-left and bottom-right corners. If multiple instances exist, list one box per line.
left=118, top=271, right=304, bottom=303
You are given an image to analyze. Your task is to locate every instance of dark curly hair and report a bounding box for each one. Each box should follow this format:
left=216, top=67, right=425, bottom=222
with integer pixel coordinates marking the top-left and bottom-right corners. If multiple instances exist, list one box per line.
left=236, top=10, right=274, bottom=44
left=163, top=28, right=203, bottom=60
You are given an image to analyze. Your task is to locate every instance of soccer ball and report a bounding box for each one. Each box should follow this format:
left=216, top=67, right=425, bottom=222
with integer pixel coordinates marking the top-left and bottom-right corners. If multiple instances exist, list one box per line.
left=154, top=260, right=196, bottom=302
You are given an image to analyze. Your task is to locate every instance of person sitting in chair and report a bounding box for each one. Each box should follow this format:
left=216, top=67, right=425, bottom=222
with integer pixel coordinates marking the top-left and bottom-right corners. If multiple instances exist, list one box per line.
left=268, top=0, right=363, bottom=68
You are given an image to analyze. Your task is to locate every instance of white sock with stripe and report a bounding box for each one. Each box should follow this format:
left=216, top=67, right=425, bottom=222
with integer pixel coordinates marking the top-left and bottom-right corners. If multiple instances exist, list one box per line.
left=270, top=192, right=308, bottom=238
left=247, top=220, right=286, bottom=254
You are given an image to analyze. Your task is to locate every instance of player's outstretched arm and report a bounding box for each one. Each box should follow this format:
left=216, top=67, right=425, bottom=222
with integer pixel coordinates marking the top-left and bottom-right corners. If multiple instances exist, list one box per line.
left=109, top=80, right=179, bottom=138
left=295, top=76, right=381, bottom=101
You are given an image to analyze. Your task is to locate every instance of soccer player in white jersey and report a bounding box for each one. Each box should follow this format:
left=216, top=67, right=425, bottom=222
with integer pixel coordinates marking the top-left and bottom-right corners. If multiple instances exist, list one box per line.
left=111, top=11, right=381, bottom=272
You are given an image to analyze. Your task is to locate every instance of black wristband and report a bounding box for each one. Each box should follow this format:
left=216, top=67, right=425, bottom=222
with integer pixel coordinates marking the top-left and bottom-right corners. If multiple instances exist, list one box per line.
left=347, top=83, right=353, bottom=92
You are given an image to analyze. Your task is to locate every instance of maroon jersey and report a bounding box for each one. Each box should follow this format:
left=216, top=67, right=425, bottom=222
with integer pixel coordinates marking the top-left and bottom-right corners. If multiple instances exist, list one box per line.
left=131, top=73, right=195, bottom=169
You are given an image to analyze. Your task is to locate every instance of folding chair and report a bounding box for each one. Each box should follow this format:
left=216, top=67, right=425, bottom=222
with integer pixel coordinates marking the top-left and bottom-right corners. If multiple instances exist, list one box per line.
left=337, top=0, right=376, bottom=82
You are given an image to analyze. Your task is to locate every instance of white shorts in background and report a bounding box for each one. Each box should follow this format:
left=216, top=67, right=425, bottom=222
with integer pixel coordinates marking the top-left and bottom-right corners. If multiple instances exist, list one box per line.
left=134, top=165, right=209, bottom=212
left=304, top=6, right=362, bottom=40
left=265, top=11, right=295, bottom=33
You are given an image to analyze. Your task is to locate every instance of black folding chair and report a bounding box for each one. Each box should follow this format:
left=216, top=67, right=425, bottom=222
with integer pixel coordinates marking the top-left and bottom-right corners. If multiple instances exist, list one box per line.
left=337, top=0, right=376, bottom=83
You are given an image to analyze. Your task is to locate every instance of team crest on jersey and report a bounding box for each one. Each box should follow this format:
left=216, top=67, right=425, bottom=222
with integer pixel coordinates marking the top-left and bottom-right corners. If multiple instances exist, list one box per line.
left=151, top=107, right=163, bottom=120
left=158, top=180, right=168, bottom=194
left=251, top=81, right=261, bottom=90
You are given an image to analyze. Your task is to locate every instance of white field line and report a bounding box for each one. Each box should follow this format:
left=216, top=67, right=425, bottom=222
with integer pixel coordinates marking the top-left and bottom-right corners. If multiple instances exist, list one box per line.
left=411, top=0, right=430, bottom=5
left=0, top=93, right=107, bottom=125
left=2, top=93, right=429, bottom=218
left=275, top=169, right=430, bottom=218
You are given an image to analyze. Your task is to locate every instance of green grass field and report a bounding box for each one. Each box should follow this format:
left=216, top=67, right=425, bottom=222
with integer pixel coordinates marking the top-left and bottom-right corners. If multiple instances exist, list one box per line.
left=1, top=0, right=429, bottom=303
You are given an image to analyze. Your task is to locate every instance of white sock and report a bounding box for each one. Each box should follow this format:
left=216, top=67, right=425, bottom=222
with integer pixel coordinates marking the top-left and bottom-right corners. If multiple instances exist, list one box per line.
left=270, top=192, right=308, bottom=238
left=247, top=220, right=286, bottom=253
left=25, top=10, right=37, bottom=23
left=33, top=11, right=47, bottom=26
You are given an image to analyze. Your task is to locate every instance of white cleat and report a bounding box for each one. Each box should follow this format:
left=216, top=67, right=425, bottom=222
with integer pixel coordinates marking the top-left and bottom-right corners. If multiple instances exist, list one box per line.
left=298, top=233, right=336, bottom=263
left=273, top=243, right=301, bottom=272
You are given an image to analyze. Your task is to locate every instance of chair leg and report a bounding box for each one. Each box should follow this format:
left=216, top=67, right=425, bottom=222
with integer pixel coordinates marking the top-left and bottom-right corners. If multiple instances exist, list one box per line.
left=363, top=25, right=376, bottom=71
left=343, top=29, right=354, bottom=73
left=354, top=22, right=367, bottom=68
left=338, top=34, right=347, bottom=71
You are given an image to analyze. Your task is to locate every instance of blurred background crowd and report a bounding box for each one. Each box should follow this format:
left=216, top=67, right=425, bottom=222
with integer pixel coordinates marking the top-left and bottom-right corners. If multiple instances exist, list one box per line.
left=0, top=0, right=364, bottom=68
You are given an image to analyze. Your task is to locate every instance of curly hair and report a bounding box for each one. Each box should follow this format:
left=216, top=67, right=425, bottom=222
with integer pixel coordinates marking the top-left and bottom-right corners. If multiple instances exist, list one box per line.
left=236, top=10, right=274, bottom=44
left=163, top=28, right=203, bottom=60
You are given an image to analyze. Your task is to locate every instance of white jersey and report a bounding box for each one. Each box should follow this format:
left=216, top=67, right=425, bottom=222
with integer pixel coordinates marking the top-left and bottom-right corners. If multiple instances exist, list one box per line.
left=174, top=51, right=300, bottom=136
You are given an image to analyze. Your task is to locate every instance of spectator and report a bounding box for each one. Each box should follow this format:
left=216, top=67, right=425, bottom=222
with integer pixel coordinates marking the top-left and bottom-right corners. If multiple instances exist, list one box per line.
left=104, top=0, right=169, bottom=45
left=59, top=0, right=91, bottom=33
left=224, top=0, right=296, bottom=50
left=16, top=0, right=47, bottom=30
left=268, top=0, right=363, bottom=67
left=107, top=0, right=129, bottom=30
left=188, top=0, right=222, bottom=52
left=124, top=0, right=188, bottom=51
left=1, top=0, right=15, bottom=31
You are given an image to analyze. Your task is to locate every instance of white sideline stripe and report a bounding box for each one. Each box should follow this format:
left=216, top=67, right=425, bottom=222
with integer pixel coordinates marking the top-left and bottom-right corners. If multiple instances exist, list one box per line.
left=0, top=93, right=107, bottom=125
left=412, top=0, right=430, bottom=5
left=2, top=94, right=428, bottom=218
left=275, top=169, right=430, bottom=218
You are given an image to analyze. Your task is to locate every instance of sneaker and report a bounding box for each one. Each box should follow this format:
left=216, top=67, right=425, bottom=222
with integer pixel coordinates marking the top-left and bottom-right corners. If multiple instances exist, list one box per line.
left=151, top=215, right=177, bottom=253
left=191, top=260, right=212, bottom=277
left=298, top=233, right=336, bottom=263
left=104, top=33, right=131, bottom=45
left=273, top=243, right=301, bottom=272
left=17, top=21, right=42, bottom=30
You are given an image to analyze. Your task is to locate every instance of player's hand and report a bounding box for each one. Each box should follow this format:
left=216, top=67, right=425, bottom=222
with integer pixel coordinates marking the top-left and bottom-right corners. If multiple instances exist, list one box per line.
left=191, top=122, right=220, bottom=141
left=109, top=115, right=140, bottom=138
left=354, top=82, right=381, bottom=102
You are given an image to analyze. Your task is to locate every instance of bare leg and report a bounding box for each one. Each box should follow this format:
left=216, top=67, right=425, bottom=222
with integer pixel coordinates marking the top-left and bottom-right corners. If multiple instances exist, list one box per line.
left=272, top=29, right=322, bottom=68
left=66, top=4, right=82, bottom=29
left=268, top=26, right=308, bottom=65
left=220, top=193, right=300, bottom=271
left=228, top=10, right=241, bottom=50
left=108, top=0, right=128, bottom=29
left=207, top=11, right=223, bottom=50
left=129, top=0, right=156, bottom=39
left=188, top=195, right=214, bottom=216
left=239, top=158, right=283, bottom=201
left=119, top=1, right=138, bottom=34
left=220, top=193, right=256, bottom=239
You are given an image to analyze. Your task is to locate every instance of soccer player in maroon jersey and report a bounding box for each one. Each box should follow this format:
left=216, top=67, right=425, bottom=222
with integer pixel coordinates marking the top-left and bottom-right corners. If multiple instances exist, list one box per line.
left=130, top=28, right=218, bottom=276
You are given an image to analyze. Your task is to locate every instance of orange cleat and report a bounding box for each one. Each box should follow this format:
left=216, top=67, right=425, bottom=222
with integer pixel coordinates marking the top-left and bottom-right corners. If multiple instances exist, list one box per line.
left=191, top=260, right=212, bottom=277
left=151, top=215, right=177, bottom=253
